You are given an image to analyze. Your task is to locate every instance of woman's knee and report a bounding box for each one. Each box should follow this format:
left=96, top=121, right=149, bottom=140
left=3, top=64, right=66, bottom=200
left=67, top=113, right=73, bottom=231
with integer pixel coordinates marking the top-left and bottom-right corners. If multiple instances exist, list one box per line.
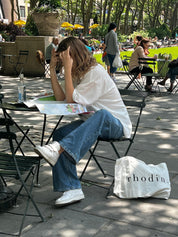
left=94, top=109, right=112, bottom=122
left=95, top=109, right=109, bottom=117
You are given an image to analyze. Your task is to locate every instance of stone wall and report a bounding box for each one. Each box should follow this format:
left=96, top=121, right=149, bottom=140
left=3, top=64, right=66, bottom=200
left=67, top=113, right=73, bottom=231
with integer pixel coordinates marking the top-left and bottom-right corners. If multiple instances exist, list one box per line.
left=0, top=36, right=55, bottom=77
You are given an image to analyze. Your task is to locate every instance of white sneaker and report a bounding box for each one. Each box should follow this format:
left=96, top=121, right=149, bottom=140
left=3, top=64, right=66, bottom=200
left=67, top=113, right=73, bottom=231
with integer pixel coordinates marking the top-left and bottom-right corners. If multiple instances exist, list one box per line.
left=55, top=189, right=85, bottom=207
left=34, top=141, right=60, bottom=166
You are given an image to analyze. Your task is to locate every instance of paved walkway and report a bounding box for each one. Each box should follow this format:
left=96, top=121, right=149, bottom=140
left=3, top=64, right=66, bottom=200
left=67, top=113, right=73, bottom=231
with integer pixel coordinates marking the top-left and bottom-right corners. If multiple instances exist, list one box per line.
left=0, top=74, right=178, bottom=237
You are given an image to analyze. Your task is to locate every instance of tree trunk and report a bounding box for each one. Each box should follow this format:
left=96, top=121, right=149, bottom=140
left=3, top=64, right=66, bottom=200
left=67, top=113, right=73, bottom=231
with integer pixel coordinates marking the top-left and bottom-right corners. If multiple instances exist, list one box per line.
left=123, top=0, right=133, bottom=34
left=15, top=0, right=20, bottom=20
left=29, top=0, right=38, bottom=10
left=114, top=0, right=126, bottom=32
left=137, top=0, right=146, bottom=30
left=170, top=2, right=178, bottom=30
left=10, top=0, right=14, bottom=22
left=106, top=0, right=114, bottom=24
left=81, top=0, right=94, bottom=35
left=102, top=0, right=108, bottom=24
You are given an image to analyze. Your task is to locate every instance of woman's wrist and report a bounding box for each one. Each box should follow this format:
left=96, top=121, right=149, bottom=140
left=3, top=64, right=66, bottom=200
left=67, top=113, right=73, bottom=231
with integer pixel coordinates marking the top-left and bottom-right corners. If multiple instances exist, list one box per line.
left=50, top=66, right=56, bottom=71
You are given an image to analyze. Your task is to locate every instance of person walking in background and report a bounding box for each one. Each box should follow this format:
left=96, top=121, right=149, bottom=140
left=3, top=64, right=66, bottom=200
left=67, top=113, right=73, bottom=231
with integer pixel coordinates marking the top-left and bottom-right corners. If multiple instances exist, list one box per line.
left=46, top=37, right=59, bottom=64
left=105, top=23, right=120, bottom=80
left=34, top=37, right=132, bottom=207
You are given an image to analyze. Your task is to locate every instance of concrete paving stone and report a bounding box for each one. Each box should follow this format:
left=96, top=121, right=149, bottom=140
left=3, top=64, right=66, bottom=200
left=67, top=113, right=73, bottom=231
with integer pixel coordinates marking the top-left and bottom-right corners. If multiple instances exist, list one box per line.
left=94, top=220, right=178, bottom=237
left=22, top=207, right=110, bottom=237
left=0, top=202, right=48, bottom=236
left=1, top=74, right=178, bottom=237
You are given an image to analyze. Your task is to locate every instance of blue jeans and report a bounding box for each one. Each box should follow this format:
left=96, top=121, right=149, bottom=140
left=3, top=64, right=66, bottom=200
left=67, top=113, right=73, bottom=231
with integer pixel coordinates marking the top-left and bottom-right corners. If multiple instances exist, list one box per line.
left=107, top=54, right=117, bottom=74
left=52, top=109, right=123, bottom=192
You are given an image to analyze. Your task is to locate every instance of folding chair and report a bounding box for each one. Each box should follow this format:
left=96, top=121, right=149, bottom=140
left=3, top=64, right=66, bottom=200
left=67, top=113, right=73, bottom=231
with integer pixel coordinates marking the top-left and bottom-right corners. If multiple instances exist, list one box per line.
left=15, top=50, right=29, bottom=75
left=122, top=56, right=144, bottom=91
left=0, top=112, right=44, bottom=237
left=172, top=78, right=178, bottom=93
left=139, top=57, right=170, bottom=93
left=36, top=50, right=50, bottom=78
left=80, top=89, right=147, bottom=197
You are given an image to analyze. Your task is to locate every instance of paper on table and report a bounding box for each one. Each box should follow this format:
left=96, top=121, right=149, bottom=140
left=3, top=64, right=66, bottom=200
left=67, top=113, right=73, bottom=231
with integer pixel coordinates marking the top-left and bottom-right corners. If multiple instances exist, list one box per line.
left=35, top=101, right=88, bottom=115
left=24, top=95, right=56, bottom=108
left=24, top=94, right=89, bottom=115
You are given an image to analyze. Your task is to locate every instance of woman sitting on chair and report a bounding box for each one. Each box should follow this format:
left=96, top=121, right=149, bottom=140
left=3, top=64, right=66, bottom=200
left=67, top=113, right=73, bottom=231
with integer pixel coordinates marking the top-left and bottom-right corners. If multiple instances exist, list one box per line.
left=34, top=37, right=132, bottom=207
left=129, top=38, right=157, bottom=92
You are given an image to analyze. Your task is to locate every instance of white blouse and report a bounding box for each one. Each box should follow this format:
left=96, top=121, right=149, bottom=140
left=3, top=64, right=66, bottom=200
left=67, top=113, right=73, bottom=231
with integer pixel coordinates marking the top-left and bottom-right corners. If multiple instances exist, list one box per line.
left=72, top=64, right=132, bottom=138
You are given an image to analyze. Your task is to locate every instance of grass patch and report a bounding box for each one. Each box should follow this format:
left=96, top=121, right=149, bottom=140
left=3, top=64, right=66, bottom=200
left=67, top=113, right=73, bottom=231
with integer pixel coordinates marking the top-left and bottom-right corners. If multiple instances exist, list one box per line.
left=120, top=46, right=178, bottom=60
left=94, top=46, right=178, bottom=72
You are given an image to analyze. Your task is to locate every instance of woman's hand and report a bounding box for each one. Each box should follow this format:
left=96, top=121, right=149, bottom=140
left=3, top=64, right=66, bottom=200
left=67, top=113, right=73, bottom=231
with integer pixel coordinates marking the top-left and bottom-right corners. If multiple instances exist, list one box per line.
left=60, top=46, right=73, bottom=71
left=60, top=47, right=74, bottom=103
left=50, top=48, right=60, bottom=71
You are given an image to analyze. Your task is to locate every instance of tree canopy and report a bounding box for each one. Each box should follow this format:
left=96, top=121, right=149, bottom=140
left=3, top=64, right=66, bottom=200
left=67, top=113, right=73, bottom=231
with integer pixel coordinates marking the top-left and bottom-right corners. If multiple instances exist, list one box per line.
left=60, top=0, right=177, bottom=35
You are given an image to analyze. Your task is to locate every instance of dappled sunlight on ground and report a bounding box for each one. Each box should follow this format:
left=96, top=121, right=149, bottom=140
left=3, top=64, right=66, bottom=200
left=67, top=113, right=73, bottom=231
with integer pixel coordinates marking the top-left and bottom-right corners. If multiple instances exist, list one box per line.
left=0, top=74, right=178, bottom=236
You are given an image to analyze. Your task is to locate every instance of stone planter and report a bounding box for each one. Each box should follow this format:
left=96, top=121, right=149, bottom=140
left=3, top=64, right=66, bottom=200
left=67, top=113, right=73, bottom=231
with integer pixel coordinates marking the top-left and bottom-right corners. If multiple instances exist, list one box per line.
left=32, top=12, right=60, bottom=36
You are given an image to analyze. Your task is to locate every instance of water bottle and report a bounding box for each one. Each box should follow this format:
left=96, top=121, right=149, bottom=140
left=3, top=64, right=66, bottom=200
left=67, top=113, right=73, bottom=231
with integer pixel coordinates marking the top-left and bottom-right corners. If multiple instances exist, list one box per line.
left=18, top=73, right=26, bottom=102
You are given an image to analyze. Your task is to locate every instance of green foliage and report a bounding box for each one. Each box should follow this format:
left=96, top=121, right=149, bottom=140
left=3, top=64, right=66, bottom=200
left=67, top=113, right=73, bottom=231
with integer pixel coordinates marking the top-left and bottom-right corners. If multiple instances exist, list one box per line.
left=157, top=53, right=172, bottom=77
left=130, top=30, right=149, bottom=40
left=91, top=24, right=108, bottom=39
left=94, top=47, right=178, bottom=71
left=33, top=0, right=61, bottom=12
left=116, top=32, right=124, bottom=42
left=118, top=34, right=129, bottom=43
left=172, top=26, right=178, bottom=38
left=25, top=14, right=39, bottom=36
left=148, top=23, right=171, bottom=39
left=0, top=22, right=26, bottom=41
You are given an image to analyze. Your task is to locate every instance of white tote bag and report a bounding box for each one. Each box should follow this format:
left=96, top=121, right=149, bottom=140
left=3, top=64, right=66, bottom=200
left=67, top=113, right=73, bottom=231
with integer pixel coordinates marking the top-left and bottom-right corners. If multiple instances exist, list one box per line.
left=112, top=53, right=123, bottom=68
left=113, top=156, right=171, bottom=199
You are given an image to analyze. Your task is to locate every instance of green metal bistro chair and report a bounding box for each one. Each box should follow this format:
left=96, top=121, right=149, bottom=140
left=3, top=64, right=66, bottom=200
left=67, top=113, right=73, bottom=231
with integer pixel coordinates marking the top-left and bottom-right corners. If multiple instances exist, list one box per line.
left=80, top=89, right=147, bottom=197
left=0, top=117, right=44, bottom=236
left=0, top=87, right=44, bottom=236
left=121, top=56, right=145, bottom=92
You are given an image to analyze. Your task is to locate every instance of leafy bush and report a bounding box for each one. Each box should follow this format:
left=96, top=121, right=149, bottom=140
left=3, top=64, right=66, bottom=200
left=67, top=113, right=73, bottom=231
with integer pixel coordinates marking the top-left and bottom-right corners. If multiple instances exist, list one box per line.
left=91, top=24, right=108, bottom=39
left=148, top=23, right=171, bottom=39
left=34, top=0, right=61, bottom=12
left=25, top=14, right=39, bottom=36
left=0, top=22, right=26, bottom=41
left=130, top=30, right=149, bottom=40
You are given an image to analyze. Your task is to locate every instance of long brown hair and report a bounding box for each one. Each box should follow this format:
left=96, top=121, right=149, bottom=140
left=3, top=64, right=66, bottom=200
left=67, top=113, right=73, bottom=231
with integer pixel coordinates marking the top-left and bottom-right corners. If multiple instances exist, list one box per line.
left=56, top=37, right=97, bottom=84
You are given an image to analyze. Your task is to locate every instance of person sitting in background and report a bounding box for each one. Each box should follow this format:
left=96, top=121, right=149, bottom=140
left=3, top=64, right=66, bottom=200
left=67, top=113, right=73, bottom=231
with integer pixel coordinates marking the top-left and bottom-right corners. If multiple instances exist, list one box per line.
left=158, top=57, right=178, bottom=92
left=134, top=35, right=150, bottom=55
left=133, top=35, right=143, bottom=49
left=79, top=38, right=92, bottom=53
left=129, top=38, right=157, bottom=92
left=46, top=37, right=59, bottom=64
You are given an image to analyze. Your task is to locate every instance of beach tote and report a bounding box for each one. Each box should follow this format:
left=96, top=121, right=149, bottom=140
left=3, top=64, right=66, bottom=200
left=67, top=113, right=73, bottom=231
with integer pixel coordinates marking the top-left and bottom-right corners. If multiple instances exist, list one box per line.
left=114, top=156, right=171, bottom=199
left=112, top=53, right=123, bottom=68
